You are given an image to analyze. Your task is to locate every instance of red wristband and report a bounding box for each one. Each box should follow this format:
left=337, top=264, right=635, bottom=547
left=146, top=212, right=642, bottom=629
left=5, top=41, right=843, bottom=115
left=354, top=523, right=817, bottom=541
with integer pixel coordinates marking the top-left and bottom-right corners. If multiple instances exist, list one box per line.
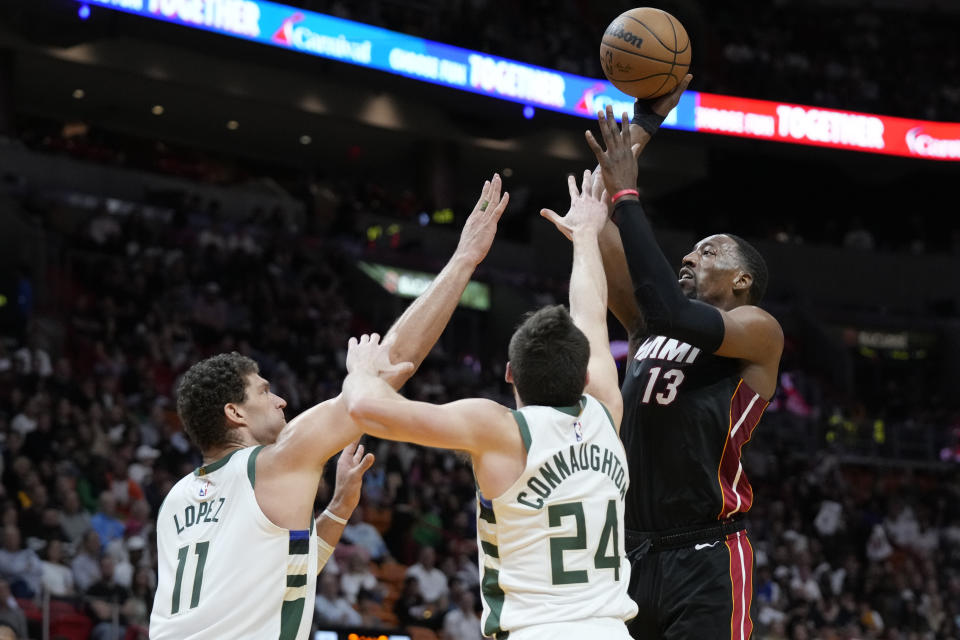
left=611, top=188, right=639, bottom=203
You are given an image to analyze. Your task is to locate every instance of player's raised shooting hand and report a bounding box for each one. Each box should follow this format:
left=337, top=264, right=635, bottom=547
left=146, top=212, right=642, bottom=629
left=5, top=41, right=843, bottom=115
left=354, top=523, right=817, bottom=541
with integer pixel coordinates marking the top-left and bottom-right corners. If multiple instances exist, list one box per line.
left=629, top=73, right=693, bottom=157
left=650, top=73, right=692, bottom=117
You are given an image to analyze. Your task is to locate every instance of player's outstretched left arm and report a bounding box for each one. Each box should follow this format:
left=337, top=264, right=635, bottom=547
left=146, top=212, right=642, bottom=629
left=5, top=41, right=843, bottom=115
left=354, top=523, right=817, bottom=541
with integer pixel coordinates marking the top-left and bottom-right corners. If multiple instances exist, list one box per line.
left=541, top=169, right=623, bottom=429
left=590, top=105, right=783, bottom=388
left=379, top=174, right=509, bottom=390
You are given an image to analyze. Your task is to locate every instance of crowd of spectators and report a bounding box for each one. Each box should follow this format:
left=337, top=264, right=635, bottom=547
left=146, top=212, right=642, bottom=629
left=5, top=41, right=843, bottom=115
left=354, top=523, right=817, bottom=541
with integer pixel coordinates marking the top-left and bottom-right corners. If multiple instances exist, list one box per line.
left=9, top=116, right=960, bottom=261
left=745, top=452, right=960, bottom=639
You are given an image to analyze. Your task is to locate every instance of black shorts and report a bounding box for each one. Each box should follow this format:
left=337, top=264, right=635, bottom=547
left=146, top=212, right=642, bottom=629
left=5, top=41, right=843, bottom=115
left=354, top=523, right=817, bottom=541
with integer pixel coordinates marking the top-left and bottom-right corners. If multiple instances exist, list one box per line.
left=626, top=527, right=756, bottom=640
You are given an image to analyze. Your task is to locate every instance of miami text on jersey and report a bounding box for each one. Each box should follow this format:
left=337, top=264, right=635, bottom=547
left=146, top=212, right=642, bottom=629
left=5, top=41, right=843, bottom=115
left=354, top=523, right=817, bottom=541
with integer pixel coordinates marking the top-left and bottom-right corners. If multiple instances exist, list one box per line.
left=634, top=336, right=702, bottom=363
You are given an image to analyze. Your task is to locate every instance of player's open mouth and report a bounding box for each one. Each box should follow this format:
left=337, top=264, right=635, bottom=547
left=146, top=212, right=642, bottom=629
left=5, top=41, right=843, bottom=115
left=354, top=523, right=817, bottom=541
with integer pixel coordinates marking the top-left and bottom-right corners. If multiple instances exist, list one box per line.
left=679, top=269, right=694, bottom=281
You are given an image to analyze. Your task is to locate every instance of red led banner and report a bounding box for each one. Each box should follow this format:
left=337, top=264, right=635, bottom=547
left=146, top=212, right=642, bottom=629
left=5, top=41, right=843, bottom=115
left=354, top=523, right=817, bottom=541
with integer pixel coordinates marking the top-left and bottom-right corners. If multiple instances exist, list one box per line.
left=695, top=93, right=960, bottom=161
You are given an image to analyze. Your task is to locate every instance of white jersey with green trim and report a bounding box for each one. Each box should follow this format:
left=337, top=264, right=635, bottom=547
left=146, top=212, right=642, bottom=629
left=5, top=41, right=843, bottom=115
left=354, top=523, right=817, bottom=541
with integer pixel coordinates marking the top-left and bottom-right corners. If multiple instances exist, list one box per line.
left=150, top=446, right=317, bottom=640
left=476, top=394, right=637, bottom=637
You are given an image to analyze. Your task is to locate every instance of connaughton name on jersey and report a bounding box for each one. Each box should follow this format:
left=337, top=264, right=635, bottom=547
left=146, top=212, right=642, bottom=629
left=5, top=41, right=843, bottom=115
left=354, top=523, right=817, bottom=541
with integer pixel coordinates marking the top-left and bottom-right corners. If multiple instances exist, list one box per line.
left=517, top=443, right=627, bottom=509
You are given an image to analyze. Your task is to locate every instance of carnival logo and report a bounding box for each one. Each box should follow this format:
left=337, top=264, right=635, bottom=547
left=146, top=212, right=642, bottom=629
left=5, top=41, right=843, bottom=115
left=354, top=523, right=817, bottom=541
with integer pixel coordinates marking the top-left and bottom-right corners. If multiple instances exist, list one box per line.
left=271, top=13, right=372, bottom=63
left=905, top=126, right=960, bottom=159
left=271, top=12, right=305, bottom=46
left=575, top=82, right=633, bottom=117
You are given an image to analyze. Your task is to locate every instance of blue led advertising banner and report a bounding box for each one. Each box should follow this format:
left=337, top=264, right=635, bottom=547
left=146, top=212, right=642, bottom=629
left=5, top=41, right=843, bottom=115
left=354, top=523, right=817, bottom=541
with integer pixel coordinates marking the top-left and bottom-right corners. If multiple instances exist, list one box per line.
left=80, top=0, right=960, bottom=160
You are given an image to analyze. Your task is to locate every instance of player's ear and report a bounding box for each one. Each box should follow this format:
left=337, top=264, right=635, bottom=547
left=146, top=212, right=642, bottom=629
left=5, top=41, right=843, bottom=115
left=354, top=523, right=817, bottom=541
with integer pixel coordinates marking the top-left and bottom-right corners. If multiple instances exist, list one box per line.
left=733, top=270, right=752, bottom=298
left=224, top=402, right=244, bottom=426
left=584, top=370, right=590, bottom=389
left=504, top=362, right=514, bottom=384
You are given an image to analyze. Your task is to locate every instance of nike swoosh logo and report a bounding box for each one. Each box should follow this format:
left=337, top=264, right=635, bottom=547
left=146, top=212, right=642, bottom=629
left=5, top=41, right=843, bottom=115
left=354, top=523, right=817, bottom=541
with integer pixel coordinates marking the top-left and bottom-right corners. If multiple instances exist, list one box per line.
left=694, top=541, right=720, bottom=550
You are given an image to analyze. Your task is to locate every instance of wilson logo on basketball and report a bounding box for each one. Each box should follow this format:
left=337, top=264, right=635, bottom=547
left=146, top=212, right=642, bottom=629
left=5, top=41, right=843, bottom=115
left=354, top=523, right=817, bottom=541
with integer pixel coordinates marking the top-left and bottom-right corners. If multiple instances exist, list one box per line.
left=606, top=25, right=644, bottom=47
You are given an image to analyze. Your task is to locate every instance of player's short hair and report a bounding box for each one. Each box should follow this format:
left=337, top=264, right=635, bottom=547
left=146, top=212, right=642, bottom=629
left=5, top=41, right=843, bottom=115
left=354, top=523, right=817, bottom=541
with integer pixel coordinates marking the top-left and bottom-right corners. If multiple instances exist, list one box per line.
left=508, top=305, right=589, bottom=407
left=726, top=234, right=768, bottom=305
left=176, top=352, right=259, bottom=452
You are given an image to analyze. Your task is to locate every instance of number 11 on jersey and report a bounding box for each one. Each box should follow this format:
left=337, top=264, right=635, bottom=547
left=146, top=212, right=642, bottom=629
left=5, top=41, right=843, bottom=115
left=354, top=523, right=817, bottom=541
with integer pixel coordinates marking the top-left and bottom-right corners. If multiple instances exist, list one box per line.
left=172, top=541, right=210, bottom=614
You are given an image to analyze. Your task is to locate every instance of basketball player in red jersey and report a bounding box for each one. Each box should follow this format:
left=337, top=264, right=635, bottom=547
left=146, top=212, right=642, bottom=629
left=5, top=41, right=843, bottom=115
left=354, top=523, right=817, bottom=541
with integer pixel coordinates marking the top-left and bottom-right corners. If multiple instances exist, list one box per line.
left=549, top=76, right=784, bottom=639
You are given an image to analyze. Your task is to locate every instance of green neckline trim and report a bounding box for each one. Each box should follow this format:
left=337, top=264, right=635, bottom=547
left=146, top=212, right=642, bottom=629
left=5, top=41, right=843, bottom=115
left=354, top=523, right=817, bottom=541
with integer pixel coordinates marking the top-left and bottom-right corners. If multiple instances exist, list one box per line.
left=247, top=445, right=264, bottom=488
left=194, top=447, right=243, bottom=477
left=597, top=400, right=617, bottom=433
left=553, top=395, right=586, bottom=417
left=511, top=410, right=532, bottom=453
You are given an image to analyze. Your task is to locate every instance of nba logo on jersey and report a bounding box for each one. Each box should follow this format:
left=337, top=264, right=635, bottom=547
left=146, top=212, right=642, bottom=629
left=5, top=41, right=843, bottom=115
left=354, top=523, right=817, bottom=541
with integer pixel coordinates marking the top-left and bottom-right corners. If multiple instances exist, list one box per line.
left=573, top=420, right=583, bottom=442
left=198, top=480, right=211, bottom=497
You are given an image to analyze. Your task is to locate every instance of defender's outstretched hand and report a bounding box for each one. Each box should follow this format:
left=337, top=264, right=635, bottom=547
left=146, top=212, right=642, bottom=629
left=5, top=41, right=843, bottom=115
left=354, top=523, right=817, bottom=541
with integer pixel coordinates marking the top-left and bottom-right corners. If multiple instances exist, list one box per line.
left=328, top=439, right=375, bottom=517
left=540, top=168, right=608, bottom=240
left=455, top=173, right=510, bottom=267
left=586, top=105, right=639, bottom=203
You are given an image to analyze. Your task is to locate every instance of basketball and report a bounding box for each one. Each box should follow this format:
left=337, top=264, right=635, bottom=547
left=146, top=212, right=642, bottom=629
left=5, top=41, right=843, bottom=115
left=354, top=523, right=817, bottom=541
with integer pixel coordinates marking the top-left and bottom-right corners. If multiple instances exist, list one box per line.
left=600, top=7, right=691, bottom=100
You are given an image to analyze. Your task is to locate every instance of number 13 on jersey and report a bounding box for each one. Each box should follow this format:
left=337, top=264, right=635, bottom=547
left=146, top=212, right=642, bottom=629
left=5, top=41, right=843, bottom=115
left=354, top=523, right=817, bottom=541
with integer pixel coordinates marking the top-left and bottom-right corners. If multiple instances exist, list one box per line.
left=641, top=367, right=685, bottom=405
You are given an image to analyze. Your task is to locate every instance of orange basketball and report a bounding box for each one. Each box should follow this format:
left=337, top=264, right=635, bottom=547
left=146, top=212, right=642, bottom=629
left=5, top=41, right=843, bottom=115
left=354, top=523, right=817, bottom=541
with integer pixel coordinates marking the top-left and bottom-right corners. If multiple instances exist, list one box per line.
left=600, top=7, right=691, bottom=100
